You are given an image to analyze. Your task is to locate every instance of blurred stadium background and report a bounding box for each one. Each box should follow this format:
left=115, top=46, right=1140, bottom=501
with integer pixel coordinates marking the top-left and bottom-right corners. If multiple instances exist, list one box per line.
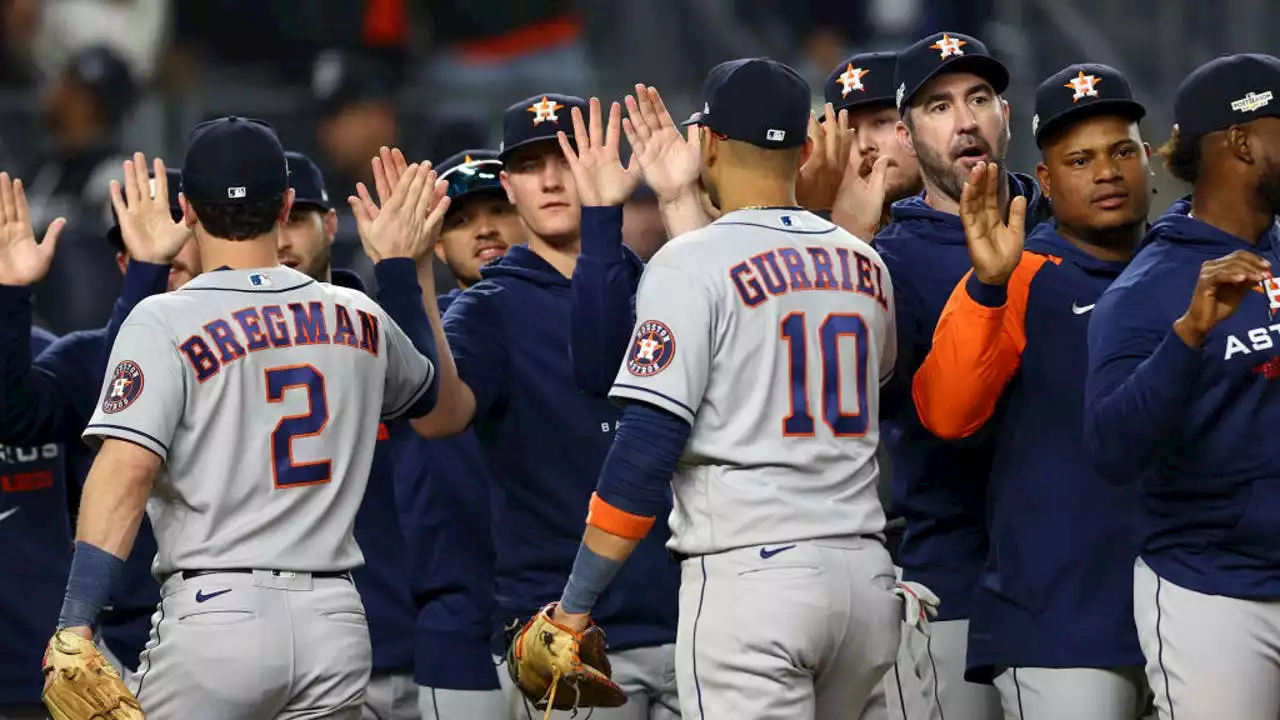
left=3, top=0, right=1275, bottom=334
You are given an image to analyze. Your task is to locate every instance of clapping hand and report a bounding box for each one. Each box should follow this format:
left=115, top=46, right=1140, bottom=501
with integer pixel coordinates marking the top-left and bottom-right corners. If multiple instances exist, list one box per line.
left=620, top=84, right=701, bottom=203
left=350, top=148, right=450, bottom=263
left=797, top=103, right=857, bottom=211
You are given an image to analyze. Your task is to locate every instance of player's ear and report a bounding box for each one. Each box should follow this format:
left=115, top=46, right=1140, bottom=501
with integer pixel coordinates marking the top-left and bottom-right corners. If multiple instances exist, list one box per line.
left=179, top=193, right=198, bottom=228
left=433, top=241, right=447, bottom=263
left=280, top=188, right=296, bottom=225
left=115, top=251, right=128, bottom=277
left=500, top=170, right=517, bottom=205
left=323, top=209, right=338, bottom=244
left=897, top=119, right=917, bottom=158
left=799, top=136, right=815, bottom=171
left=1035, top=161, right=1052, bottom=202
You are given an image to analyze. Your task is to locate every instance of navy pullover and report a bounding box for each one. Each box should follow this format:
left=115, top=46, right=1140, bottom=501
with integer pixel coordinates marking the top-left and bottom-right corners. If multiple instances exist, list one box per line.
left=1086, top=198, right=1280, bottom=599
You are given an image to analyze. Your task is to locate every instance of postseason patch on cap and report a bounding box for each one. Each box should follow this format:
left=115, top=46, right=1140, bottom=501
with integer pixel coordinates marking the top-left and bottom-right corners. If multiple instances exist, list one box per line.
left=102, top=360, right=145, bottom=414
left=627, top=320, right=677, bottom=377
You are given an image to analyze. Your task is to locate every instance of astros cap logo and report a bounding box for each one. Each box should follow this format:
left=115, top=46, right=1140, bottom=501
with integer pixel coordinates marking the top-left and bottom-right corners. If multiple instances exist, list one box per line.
left=931, top=34, right=967, bottom=60
left=102, top=359, right=145, bottom=414
left=528, top=96, right=564, bottom=126
left=627, top=320, right=677, bottom=377
left=837, top=65, right=869, bottom=97
left=1065, top=71, right=1101, bottom=103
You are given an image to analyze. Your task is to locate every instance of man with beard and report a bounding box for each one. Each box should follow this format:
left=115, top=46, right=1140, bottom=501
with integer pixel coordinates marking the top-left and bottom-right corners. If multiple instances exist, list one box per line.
left=1085, top=53, right=1280, bottom=720
left=409, top=96, right=681, bottom=719
left=874, top=31, right=1051, bottom=720
left=913, top=63, right=1152, bottom=719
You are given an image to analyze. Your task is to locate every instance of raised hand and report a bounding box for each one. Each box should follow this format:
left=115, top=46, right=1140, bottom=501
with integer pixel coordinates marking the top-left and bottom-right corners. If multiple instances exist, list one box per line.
left=110, top=152, right=190, bottom=264
left=797, top=103, right=856, bottom=212
left=960, top=161, right=1027, bottom=286
left=557, top=98, right=640, bottom=207
left=1175, top=250, right=1272, bottom=347
left=621, top=84, right=701, bottom=202
left=350, top=162, right=451, bottom=263
left=0, top=172, right=63, bottom=286
left=831, top=154, right=891, bottom=241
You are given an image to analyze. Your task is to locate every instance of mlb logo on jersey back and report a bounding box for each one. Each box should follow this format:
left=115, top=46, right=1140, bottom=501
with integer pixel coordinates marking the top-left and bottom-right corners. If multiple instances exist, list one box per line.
left=627, top=320, right=676, bottom=377
left=102, top=360, right=144, bottom=414
left=249, top=272, right=273, bottom=287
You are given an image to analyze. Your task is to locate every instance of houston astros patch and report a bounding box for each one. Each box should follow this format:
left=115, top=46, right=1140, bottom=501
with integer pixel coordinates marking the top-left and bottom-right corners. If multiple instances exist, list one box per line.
left=627, top=320, right=676, bottom=377
left=102, top=360, right=145, bottom=414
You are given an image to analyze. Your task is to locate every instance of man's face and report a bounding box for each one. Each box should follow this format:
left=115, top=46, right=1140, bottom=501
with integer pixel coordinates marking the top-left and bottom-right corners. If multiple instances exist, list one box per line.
left=901, top=72, right=1010, bottom=203
left=1251, top=117, right=1280, bottom=217
left=168, top=235, right=202, bottom=290
left=500, top=142, right=581, bottom=243
left=1039, top=115, right=1150, bottom=244
left=435, top=194, right=521, bottom=286
left=849, top=104, right=923, bottom=202
left=277, top=206, right=335, bottom=281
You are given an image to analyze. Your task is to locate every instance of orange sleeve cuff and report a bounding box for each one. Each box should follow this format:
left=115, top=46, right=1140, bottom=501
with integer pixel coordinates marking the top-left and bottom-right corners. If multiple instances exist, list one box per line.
left=586, top=492, right=656, bottom=540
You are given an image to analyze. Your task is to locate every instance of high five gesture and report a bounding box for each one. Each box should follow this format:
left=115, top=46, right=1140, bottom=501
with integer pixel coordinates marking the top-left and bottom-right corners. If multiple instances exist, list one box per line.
left=0, top=173, right=64, bottom=287
left=960, top=160, right=1027, bottom=286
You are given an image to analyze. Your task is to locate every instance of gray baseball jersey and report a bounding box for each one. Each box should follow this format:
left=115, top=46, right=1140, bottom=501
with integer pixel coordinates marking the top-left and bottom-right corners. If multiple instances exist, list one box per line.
left=609, top=207, right=895, bottom=556
left=83, top=266, right=433, bottom=576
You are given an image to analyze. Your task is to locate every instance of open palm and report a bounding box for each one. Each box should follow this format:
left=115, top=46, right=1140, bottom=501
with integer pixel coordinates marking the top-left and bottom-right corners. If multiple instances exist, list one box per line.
left=0, top=172, right=63, bottom=287
left=960, top=161, right=1027, bottom=286
left=557, top=98, right=639, bottom=207
left=110, top=152, right=190, bottom=264
left=621, top=84, right=701, bottom=202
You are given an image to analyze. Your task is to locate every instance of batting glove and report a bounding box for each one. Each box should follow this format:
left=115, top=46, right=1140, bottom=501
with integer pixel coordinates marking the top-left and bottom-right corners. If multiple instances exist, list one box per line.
left=893, top=581, right=941, bottom=635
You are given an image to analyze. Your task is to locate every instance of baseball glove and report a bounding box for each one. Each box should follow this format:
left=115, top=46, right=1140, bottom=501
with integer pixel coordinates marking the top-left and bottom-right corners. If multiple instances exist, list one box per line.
left=42, top=629, right=145, bottom=720
left=507, top=603, right=627, bottom=718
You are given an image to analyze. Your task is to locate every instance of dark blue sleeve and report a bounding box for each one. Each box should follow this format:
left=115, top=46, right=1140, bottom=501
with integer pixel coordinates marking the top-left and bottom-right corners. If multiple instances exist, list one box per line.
left=595, top=402, right=690, bottom=518
left=102, top=261, right=170, bottom=366
left=374, top=259, right=440, bottom=416
left=442, top=287, right=508, bottom=420
left=876, top=246, right=920, bottom=420
left=1083, top=286, right=1203, bottom=483
left=571, top=206, right=645, bottom=395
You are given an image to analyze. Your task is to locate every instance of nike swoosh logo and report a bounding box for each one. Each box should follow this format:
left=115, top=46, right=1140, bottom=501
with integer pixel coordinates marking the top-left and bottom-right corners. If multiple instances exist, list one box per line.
left=194, top=589, right=231, bottom=603
left=0, top=507, right=18, bottom=523
left=759, top=544, right=797, bottom=559
left=1072, top=303, right=1095, bottom=315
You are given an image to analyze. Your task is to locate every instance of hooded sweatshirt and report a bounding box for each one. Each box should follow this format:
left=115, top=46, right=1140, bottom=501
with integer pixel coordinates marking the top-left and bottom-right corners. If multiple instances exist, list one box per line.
left=442, top=245, right=679, bottom=651
left=1085, top=198, right=1280, bottom=599
left=873, top=173, right=1049, bottom=620
left=913, top=222, right=1143, bottom=677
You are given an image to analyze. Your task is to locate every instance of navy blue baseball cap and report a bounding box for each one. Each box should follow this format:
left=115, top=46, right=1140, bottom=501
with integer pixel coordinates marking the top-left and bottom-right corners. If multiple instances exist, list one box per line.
left=182, top=116, right=288, bottom=205
left=107, top=168, right=183, bottom=252
left=894, top=31, right=1009, bottom=116
left=825, top=52, right=899, bottom=114
left=436, top=149, right=504, bottom=203
left=284, top=151, right=331, bottom=211
left=1032, top=64, right=1145, bottom=147
left=1174, top=54, right=1280, bottom=141
left=683, top=58, right=811, bottom=149
left=498, top=93, right=586, bottom=162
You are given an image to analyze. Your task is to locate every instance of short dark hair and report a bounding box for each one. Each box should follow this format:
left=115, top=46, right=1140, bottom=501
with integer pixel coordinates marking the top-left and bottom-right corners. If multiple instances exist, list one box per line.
left=1157, top=125, right=1202, bottom=184
left=190, top=194, right=285, bottom=241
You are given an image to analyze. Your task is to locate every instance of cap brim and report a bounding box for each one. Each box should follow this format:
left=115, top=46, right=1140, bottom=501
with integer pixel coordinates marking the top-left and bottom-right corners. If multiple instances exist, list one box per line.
left=902, top=55, right=1011, bottom=115
left=826, top=96, right=897, bottom=117
left=681, top=111, right=706, bottom=127
left=497, top=134, right=574, bottom=163
left=1035, top=99, right=1147, bottom=147
left=293, top=199, right=332, bottom=212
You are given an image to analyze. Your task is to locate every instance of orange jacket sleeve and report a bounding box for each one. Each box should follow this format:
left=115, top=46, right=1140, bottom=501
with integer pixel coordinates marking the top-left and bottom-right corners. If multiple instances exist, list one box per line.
left=912, top=252, right=1051, bottom=439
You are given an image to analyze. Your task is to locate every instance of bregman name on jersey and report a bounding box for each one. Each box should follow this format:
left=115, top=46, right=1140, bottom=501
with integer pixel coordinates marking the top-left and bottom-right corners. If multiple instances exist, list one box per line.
left=180, top=301, right=382, bottom=382
left=729, top=244, right=889, bottom=310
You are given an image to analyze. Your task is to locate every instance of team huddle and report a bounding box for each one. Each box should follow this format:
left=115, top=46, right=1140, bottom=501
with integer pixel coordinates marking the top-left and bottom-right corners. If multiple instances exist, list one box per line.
left=8, top=24, right=1280, bottom=720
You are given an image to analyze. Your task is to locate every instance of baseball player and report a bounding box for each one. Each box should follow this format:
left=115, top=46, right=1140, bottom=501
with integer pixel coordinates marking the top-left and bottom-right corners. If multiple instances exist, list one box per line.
left=388, top=148, right=516, bottom=720
left=912, top=63, right=1152, bottom=718
left=283, top=150, right=421, bottom=720
left=875, top=31, right=1051, bottom=720
left=46, top=118, right=455, bottom=719
left=0, top=325, right=67, bottom=720
left=1084, top=53, right=1280, bottom=720
left=537, top=57, right=901, bottom=719
left=0, top=163, right=195, bottom=685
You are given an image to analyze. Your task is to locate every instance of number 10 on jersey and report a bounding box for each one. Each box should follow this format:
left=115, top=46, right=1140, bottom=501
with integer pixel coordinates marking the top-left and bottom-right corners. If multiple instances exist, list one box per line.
left=780, top=312, right=870, bottom=437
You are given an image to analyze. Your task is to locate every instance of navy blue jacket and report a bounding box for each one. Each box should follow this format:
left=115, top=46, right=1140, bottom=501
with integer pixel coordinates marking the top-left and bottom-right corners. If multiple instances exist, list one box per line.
left=874, top=174, right=1049, bottom=620
left=391, top=288, right=500, bottom=691
left=0, top=328, right=70, bottom=703
left=1086, top=199, right=1280, bottom=599
left=443, top=245, right=679, bottom=651
left=569, top=206, right=645, bottom=395
left=913, top=224, right=1143, bottom=678
left=0, top=262, right=170, bottom=671
left=332, top=269, right=417, bottom=675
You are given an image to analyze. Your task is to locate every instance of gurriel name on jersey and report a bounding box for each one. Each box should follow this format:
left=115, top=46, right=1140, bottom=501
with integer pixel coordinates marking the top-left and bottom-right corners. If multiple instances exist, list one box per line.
left=729, top=244, right=889, bottom=310
left=179, top=300, right=382, bottom=382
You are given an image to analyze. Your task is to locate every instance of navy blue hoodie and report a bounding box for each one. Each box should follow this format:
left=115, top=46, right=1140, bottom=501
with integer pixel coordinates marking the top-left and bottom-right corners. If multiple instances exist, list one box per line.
left=443, top=244, right=679, bottom=651
left=874, top=173, right=1050, bottom=620
left=1086, top=198, right=1280, bottom=599
left=390, top=287, right=500, bottom=691
left=569, top=206, right=645, bottom=395
left=0, top=328, right=70, bottom=704
left=913, top=223, right=1143, bottom=678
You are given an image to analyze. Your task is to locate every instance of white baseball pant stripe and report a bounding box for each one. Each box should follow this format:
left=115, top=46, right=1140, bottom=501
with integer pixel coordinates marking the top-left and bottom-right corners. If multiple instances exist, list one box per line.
left=993, top=667, right=1147, bottom=720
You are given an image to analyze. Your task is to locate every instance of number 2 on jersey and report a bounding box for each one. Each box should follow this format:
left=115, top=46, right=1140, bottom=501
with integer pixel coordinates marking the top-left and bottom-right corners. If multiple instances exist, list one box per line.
left=780, top=312, right=869, bottom=437
left=265, top=364, right=332, bottom=488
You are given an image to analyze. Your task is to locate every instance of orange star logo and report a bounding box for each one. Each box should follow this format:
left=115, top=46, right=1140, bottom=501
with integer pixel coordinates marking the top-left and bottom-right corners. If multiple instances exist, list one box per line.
left=463, top=154, right=474, bottom=163
left=527, top=97, right=564, bottom=125
left=837, top=64, right=869, bottom=97
left=930, top=34, right=967, bottom=60
left=1065, top=71, right=1101, bottom=103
